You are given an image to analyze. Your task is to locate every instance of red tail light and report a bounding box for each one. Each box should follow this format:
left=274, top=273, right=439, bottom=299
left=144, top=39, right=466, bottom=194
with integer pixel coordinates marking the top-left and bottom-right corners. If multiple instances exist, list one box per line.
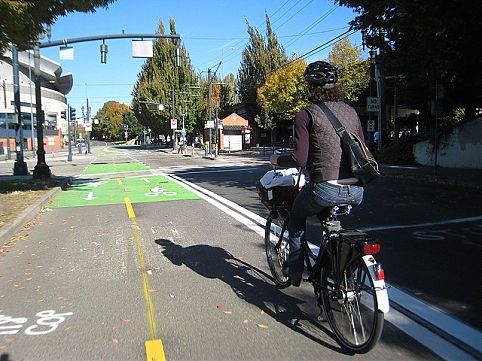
left=363, top=243, right=380, bottom=255
left=374, top=264, right=385, bottom=280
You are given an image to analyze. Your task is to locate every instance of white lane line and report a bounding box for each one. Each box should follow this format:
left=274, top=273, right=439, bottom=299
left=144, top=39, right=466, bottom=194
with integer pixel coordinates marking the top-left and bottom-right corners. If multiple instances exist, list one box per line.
left=174, top=167, right=257, bottom=175
left=168, top=173, right=482, bottom=359
left=385, top=306, right=476, bottom=361
left=165, top=174, right=266, bottom=239
left=359, top=215, right=482, bottom=232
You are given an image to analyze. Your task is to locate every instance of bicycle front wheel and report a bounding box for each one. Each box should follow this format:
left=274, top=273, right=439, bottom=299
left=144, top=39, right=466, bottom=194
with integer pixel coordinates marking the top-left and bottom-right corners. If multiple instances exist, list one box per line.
left=321, top=258, right=384, bottom=353
left=264, top=213, right=291, bottom=288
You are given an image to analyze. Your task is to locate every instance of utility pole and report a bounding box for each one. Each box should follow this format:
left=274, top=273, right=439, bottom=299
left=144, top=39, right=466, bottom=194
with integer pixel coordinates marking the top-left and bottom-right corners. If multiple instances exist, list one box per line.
left=2, top=80, right=11, bottom=159
left=86, top=98, right=91, bottom=153
left=214, top=102, right=219, bottom=158
left=208, top=68, right=212, bottom=155
left=171, top=88, right=176, bottom=151
left=12, top=45, right=28, bottom=175
left=28, top=51, right=35, bottom=155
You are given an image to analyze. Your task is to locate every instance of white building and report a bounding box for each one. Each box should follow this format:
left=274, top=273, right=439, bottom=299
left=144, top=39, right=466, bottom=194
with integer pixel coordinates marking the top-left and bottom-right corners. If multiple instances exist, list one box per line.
left=0, top=48, right=72, bottom=153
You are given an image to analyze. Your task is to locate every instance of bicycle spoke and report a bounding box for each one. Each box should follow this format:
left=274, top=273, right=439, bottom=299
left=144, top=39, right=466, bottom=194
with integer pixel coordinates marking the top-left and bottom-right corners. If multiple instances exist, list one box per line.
left=322, top=260, right=384, bottom=353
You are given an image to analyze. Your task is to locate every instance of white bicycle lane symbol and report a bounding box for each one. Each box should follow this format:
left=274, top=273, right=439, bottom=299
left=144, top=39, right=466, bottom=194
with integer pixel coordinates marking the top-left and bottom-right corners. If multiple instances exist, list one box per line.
left=144, top=186, right=177, bottom=197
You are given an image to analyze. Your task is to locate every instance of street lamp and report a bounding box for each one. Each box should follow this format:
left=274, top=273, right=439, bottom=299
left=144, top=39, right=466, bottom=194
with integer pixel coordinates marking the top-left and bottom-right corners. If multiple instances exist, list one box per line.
left=100, top=40, right=108, bottom=64
left=362, top=28, right=384, bottom=152
left=32, top=41, right=51, bottom=178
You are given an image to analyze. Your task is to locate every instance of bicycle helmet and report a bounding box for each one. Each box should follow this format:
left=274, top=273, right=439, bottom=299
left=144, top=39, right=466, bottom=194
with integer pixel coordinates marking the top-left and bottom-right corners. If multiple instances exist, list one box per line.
left=304, top=61, right=338, bottom=88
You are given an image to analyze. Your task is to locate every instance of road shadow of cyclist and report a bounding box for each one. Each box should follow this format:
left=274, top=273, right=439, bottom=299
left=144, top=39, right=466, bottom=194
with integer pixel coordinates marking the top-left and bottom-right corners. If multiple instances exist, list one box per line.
left=155, top=238, right=351, bottom=354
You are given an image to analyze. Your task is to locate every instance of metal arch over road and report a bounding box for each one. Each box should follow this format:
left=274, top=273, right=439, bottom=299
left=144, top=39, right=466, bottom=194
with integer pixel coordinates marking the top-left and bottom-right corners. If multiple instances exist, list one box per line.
left=38, top=33, right=181, bottom=48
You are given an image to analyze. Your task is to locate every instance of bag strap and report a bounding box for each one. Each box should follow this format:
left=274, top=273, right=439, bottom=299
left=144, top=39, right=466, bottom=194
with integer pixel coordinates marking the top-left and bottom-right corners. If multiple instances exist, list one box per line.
left=295, top=167, right=303, bottom=188
left=315, top=103, right=352, bottom=145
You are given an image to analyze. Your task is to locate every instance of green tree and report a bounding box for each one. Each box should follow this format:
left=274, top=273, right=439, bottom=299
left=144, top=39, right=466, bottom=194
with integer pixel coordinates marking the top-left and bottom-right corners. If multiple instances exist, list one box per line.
left=219, top=73, right=238, bottom=118
left=0, top=0, right=115, bottom=53
left=95, top=101, right=129, bottom=141
left=123, top=111, right=144, bottom=140
left=131, top=18, right=202, bottom=140
left=237, top=13, right=287, bottom=125
left=335, top=0, right=481, bottom=122
left=328, top=37, right=369, bottom=105
left=257, top=60, right=309, bottom=127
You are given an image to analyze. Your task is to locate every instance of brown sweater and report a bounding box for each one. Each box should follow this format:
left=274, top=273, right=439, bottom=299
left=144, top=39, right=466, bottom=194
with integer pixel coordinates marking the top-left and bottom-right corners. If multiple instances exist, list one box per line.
left=277, top=101, right=365, bottom=182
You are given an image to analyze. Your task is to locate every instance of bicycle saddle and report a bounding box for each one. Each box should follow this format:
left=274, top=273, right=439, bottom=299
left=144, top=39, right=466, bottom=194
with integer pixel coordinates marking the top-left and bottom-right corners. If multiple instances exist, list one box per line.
left=317, top=204, right=352, bottom=221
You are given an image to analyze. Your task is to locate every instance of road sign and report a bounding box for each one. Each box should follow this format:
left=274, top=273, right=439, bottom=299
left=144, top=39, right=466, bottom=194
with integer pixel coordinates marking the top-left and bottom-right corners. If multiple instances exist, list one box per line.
left=367, top=119, right=376, bottom=132
left=367, top=97, right=380, bottom=112
left=170, top=118, right=177, bottom=130
left=205, top=120, right=214, bottom=129
left=84, top=121, right=92, bottom=132
left=181, top=128, right=186, bottom=137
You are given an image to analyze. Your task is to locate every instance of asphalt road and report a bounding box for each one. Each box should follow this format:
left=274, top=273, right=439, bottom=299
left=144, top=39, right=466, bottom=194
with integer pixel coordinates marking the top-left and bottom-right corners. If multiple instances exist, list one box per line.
left=0, top=145, right=479, bottom=360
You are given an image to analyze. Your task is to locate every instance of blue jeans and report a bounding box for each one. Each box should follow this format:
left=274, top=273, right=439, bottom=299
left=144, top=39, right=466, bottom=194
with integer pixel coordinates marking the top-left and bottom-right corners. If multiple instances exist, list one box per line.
left=287, top=182, right=364, bottom=276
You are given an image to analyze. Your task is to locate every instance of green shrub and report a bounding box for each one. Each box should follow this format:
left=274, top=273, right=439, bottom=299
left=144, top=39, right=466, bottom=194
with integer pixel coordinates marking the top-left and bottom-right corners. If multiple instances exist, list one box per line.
left=377, top=134, right=427, bottom=165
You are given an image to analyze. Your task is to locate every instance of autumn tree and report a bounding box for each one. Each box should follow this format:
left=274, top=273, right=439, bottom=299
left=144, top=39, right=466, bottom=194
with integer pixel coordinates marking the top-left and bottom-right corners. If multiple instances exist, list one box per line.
left=257, top=60, right=309, bottom=127
left=95, top=101, right=129, bottom=140
left=0, top=0, right=115, bottom=53
left=328, top=37, right=369, bottom=106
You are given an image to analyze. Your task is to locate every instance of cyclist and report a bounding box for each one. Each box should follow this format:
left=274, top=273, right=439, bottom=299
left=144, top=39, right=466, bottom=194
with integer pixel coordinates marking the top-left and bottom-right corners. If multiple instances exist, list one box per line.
left=270, top=61, right=366, bottom=286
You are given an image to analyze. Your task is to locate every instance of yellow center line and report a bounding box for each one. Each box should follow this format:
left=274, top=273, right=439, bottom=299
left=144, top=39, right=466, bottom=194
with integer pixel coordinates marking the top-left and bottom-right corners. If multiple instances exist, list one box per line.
left=124, top=197, right=166, bottom=361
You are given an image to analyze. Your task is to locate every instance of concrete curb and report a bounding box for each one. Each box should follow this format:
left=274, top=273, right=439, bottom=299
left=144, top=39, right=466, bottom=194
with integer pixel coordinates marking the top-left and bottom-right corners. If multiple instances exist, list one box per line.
left=0, top=177, right=72, bottom=246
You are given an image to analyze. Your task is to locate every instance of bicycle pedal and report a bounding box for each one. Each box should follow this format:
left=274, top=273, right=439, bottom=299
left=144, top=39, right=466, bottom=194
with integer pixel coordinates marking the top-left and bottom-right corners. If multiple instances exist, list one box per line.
left=317, top=311, right=327, bottom=322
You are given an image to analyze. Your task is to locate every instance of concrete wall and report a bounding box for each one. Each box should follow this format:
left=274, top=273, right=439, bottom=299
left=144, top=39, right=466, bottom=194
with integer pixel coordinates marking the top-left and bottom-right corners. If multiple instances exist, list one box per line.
left=414, top=117, right=482, bottom=169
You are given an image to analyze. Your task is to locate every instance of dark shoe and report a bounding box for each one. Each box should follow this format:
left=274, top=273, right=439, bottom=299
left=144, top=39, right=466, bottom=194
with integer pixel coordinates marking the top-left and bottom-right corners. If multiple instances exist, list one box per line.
left=282, top=263, right=290, bottom=277
left=282, top=263, right=302, bottom=286
left=289, top=272, right=302, bottom=287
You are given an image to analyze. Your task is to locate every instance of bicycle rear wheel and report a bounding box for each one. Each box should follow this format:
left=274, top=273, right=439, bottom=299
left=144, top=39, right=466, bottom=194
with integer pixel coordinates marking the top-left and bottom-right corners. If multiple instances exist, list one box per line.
left=264, top=213, right=291, bottom=288
left=321, top=258, right=384, bottom=353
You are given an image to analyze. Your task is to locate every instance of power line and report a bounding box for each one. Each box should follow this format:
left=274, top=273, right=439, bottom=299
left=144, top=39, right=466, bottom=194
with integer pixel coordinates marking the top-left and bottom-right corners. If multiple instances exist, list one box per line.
left=271, top=0, right=303, bottom=26
left=274, top=0, right=315, bottom=32
left=283, top=5, right=339, bottom=49
left=201, top=0, right=300, bottom=70
left=274, top=29, right=356, bottom=74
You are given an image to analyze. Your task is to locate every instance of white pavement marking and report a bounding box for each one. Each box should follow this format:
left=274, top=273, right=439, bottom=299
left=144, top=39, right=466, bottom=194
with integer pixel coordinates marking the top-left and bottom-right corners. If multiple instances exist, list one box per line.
left=359, top=215, right=482, bottom=232
left=167, top=173, right=481, bottom=360
left=83, top=191, right=95, bottom=201
left=174, top=167, right=257, bottom=175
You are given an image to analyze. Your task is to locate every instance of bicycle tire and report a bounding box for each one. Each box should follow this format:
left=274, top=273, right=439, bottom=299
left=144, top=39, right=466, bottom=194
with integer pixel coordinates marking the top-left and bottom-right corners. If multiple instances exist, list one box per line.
left=321, top=258, right=384, bottom=353
left=264, top=213, right=291, bottom=288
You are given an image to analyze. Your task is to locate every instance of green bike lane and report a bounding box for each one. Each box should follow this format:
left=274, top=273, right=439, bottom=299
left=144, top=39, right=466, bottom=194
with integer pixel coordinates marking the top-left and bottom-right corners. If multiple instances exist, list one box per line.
left=0, top=161, right=441, bottom=361
left=51, top=162, right=199, bottom=209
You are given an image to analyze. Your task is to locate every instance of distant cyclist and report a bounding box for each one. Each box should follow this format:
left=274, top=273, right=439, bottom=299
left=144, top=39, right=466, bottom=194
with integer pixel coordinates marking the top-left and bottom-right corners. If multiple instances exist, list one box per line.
left=270, top=61, right=366, bottom=286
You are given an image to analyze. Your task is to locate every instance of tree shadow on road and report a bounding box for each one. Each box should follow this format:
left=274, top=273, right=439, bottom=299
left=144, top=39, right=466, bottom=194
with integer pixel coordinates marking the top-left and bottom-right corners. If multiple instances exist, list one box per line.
left=155, top=238, right=353, bottom=355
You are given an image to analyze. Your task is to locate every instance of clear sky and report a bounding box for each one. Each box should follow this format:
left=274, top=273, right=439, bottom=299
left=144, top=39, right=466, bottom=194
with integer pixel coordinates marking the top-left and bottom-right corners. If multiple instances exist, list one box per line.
left=40, top=0, right=361, bottom=119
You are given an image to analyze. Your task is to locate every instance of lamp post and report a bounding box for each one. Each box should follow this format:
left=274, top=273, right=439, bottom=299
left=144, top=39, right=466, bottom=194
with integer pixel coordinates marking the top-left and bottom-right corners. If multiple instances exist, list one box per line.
left=12, top=45, right=28, bottom=175
left=362, top=28, right=384, bottom=152
left=32, top=42, right=51, bottom=178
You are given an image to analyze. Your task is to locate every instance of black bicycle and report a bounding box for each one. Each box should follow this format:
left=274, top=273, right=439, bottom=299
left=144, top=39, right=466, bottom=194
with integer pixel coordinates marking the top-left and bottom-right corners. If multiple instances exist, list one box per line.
left=259, top=182, right=389, bottom=354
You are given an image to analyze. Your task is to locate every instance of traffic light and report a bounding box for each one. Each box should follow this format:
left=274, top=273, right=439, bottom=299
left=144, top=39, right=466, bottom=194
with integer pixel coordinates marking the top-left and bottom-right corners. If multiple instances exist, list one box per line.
left=70, top=107, right=76, bottom=120
left=61, top=110, right=67, bottom=119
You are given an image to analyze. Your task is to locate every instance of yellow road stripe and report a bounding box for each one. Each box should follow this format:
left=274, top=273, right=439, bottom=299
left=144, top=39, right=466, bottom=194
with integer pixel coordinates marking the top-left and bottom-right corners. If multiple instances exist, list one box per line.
left=146, top=340, right=166, bottom=361
left=124, top=197, right=165, bottom=361
left=125, top=197, right=136, bottom=219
